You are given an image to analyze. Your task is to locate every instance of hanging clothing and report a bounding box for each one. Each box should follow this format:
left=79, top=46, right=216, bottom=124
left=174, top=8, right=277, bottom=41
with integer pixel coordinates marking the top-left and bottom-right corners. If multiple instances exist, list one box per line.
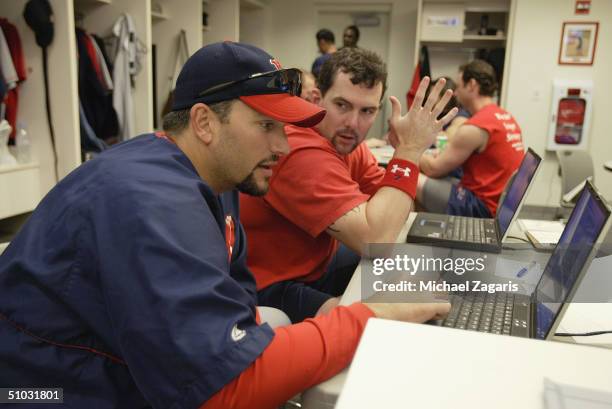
left=0, top=18, right=26, bottom=143
left=111, top=14, right=144, bottom=141
left=79, top=100, right=107, bottom=153
left=0, top=70, right=7, bottom=103
left=406, top=45, right=431, bottom=108
left=89, top=34, right=113, bottom=91
left=0, top=18, right=26, bottom=82
left=92, top=34, right=113, bottom=74
left=76, top=28, right=119, bottom=143
left=83, top=33, right=105, bottom=89
left=0, top=29, right=17, bottom=89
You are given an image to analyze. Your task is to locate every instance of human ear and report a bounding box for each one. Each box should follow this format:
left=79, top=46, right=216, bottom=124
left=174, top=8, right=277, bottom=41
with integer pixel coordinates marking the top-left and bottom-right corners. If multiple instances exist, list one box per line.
left=311, top=87, right=322, bottom=105
left=190, top=103, right=216, bottom=145
left=468, top=79, right=479, bottom=93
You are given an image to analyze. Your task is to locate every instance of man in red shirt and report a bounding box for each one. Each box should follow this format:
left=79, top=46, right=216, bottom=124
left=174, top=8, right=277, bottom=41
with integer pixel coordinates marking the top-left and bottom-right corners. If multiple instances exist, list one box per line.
left=241, top=47, right=457, bottom=322
left=418, top=59, right=525, bottom=218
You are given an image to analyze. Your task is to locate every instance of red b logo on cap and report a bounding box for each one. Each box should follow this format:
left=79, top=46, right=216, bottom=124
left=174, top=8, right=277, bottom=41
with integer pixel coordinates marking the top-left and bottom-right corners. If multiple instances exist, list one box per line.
left=269, top=59, right=282, bottom=70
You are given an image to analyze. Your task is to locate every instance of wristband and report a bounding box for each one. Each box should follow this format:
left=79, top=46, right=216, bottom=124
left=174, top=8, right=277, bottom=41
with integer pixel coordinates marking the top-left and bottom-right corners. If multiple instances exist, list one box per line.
left=378, top=158, right=419, bottom=199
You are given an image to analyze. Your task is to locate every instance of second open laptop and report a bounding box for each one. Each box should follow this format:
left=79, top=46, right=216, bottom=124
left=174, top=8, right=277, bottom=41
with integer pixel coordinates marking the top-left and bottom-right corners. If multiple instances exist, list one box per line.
left=406, top=148, right=542, bottom=253
left=436, top=180, right=611, bottom=340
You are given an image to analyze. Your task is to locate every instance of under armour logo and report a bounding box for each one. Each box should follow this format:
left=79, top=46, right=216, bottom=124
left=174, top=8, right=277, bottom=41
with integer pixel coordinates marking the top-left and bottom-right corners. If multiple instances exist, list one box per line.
left=231, top=324, right=247, bottom=342
left=390, top=164, right=411, bottom=177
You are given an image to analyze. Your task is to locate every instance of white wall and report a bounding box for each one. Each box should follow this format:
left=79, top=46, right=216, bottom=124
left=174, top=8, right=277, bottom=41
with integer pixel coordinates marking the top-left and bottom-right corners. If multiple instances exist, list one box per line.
left=263, top=0, right=419, bottom=138
left=504, top=0, right=612, bottom=204
left=152, top=0, right=202, bottom=127
left=240, top=2, right=267, bottom=46
left=1, top=0, right=80, bottom=196
left=203, top=0, right=240, bottom=45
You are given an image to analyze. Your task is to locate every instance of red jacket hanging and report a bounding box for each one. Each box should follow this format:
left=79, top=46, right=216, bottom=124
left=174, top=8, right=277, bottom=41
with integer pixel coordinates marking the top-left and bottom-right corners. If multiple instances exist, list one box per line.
left=0, top=18, right=26, bottom=142
left=406, top=46, right=430, bottom=109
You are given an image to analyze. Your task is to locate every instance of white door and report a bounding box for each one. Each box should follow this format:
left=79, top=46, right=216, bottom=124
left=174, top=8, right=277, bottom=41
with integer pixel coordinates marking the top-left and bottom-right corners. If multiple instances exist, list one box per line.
left=316, top=10, right=390, bottom=139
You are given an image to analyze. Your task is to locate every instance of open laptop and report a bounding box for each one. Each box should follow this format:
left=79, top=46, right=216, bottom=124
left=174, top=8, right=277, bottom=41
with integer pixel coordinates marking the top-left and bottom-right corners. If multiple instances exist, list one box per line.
left=406, top=148, right=542, bottom=253
left=437, top=181, right=611, bottom=340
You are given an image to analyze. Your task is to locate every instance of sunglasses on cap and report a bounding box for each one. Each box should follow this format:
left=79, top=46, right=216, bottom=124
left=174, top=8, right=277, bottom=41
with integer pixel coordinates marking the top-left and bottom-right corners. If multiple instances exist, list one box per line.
left=198, top=68, right=302, bottom=98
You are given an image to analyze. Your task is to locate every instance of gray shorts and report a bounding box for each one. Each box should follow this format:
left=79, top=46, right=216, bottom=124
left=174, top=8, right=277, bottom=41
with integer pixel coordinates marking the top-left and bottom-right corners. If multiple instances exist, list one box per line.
left=421, top=176, right=460, bottom=214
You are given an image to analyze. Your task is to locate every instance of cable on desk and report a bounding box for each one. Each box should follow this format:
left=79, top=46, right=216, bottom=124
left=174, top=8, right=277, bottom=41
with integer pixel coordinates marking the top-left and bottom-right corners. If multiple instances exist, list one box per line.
left=506, top=235, right=531, bottom=243
left=555, top=330, right=612, bottom=337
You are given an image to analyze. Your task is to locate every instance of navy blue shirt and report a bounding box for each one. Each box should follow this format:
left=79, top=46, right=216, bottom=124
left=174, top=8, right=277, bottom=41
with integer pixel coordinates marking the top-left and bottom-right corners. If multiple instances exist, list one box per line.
left=311, top=53, right=332, bottom=77
left=0, top=134, right=274, bottom=408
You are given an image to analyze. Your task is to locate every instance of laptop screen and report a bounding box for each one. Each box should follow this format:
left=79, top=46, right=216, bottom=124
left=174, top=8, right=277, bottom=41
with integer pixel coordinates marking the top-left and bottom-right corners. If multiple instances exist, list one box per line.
left=496, top=149, right=541, bottom=237
left=533, top=183, right=609, bottom=339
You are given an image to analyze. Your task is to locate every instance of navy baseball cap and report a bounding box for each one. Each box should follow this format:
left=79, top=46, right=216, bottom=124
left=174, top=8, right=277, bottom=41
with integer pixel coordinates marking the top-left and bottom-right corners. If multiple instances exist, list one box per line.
left=171, top=41, right=326, bottom=127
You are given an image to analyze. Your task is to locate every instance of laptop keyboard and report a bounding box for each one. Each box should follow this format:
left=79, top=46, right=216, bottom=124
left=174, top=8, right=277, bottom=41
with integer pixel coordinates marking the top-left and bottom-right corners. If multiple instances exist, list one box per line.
left=442, top=292, right=516, bottom=335
left=444, top=216, right=495, bottom=244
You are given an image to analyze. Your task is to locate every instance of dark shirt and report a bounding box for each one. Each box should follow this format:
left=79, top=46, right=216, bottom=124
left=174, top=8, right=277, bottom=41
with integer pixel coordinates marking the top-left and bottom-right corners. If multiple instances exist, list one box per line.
left=0, top=134, right=273, bottom=408
left=311, top=53, right=332, bottom=77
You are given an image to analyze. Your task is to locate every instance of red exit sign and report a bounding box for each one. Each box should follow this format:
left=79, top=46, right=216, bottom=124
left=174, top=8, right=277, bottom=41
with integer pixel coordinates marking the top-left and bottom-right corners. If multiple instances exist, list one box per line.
left=576, top=0, right=591, bottom=14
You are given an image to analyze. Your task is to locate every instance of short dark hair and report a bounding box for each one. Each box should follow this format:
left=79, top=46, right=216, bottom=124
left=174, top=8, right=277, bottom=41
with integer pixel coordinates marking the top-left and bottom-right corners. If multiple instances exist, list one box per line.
left=162, top=100, right=235, bottom=135
left=460, top=59, right=498, bottom=97
left=345, top=25, right=360, bottom=42
left=162, top=109, right=190, bottom=134
left=424, top=76, right=459, bottom=117
left=316, top=28, right=335, bottom=43
left=317, top=47, right=387, bottom=99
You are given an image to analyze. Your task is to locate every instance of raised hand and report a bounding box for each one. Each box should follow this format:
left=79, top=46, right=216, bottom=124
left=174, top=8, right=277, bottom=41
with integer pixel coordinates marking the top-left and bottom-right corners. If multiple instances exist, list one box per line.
left=388, top=77, right=458, bottom=163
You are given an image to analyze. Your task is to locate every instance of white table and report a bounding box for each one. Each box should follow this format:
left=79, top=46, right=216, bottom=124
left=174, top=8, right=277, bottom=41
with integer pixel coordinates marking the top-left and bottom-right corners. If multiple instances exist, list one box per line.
left=301, top=216, right=611, bottom=409
left=335, top=319, right=612, bottom=409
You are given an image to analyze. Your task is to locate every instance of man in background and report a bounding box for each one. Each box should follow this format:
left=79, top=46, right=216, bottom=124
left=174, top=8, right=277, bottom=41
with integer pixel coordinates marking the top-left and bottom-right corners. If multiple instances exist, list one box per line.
left=311, top=28, right=337, bottom=77
left=342, top=25, right=360, bottom=48
left=417, top=59, right=524, bottom=217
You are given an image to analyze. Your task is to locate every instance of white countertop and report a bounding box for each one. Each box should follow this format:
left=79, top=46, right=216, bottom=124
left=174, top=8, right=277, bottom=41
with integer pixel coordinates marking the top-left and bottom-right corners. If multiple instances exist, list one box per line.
left=336, top=319, right=612, bottom=409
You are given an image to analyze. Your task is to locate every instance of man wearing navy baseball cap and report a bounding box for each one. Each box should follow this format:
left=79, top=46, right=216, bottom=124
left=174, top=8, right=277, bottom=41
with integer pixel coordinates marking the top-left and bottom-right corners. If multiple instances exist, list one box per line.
left=0, top=42, right=449, bottom=408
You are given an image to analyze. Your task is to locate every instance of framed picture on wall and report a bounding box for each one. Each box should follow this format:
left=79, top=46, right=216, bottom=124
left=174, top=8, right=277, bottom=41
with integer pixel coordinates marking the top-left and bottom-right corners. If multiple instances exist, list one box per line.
left=558, top=22, right=599, bottom=65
